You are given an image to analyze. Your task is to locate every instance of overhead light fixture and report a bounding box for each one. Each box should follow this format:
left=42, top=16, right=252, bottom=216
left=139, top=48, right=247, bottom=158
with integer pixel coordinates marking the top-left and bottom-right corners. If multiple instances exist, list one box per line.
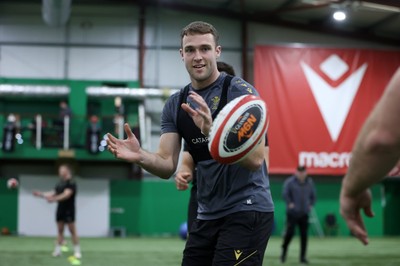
left=333, top=10, right=346, bottom=21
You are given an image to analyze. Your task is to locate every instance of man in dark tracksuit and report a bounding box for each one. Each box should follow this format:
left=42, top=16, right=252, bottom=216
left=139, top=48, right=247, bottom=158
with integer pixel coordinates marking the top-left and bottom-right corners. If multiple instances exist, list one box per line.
left=281, top=166, right=316, bottom=264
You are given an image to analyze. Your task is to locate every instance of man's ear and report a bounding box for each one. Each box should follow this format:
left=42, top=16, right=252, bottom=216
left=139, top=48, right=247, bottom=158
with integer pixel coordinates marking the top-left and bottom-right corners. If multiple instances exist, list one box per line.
left=179, top=48, right=184, bottom=60
left=215, top=45, right=222, bottom=57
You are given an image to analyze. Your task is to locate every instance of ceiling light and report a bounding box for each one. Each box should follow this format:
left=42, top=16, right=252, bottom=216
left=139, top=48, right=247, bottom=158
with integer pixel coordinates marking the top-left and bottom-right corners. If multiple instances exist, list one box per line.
left=333, top=11, right=346, bottom=21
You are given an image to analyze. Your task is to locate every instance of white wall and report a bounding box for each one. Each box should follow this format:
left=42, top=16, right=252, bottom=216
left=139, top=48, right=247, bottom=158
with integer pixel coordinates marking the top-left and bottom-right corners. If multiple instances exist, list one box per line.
left=18, top=175, right=109, bottom=237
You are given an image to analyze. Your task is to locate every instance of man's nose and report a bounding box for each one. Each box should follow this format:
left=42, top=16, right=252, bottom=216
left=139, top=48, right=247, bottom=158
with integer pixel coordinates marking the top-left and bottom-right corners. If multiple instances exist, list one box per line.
left=194, top=49, right=202, bottom=60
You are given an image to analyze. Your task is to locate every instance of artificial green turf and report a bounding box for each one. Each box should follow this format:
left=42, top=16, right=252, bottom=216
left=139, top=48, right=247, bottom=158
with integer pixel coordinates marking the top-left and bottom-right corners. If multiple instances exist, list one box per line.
left=0, top=236, right=399, bottom=266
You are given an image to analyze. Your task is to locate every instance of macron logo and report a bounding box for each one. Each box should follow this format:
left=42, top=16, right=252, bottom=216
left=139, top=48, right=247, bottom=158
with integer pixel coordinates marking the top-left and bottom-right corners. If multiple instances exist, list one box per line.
left=301, top=55, right=368, bottom=142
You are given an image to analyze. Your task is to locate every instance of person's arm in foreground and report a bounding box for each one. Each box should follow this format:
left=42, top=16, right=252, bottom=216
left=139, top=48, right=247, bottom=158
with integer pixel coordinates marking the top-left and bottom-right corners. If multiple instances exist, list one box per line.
left=340, top=67, right=400, bottom=245
left=107, top=123, right=181, bottom=179
left=175, top=151, right=195, bottom=190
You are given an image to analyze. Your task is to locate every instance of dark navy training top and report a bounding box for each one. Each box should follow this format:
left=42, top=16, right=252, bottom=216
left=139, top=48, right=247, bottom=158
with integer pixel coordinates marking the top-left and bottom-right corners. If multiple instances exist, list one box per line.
left=161, top=72, right=274, bottom=220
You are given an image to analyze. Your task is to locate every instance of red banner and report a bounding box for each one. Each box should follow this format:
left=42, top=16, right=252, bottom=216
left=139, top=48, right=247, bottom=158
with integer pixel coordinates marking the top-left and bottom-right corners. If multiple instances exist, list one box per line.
left=254, top=46, right=400, bottom=175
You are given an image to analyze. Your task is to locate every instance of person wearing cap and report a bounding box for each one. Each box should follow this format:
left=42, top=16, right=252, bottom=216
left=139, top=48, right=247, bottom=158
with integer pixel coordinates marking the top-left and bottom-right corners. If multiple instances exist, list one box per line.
left=280, top=166, right=316, bottom=264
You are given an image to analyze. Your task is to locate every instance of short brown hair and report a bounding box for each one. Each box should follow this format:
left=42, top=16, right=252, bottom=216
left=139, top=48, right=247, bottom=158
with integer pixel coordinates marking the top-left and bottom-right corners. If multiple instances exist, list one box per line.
left=297, top=165, right=306, bottom=172
left=180, top=21, right=219, bottom=48
left=217, top=61, right=235, bottom=76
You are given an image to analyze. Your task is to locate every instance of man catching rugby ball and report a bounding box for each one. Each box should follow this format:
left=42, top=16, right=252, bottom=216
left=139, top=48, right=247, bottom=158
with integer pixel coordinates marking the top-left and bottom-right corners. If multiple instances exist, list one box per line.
left=107, top=21, right=274, bottom=266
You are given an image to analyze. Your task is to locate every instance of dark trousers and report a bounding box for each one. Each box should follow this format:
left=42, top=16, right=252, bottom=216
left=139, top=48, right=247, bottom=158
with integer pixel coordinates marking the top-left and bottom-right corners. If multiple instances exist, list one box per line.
left=187, top=184, right=198, bottom=233
left=182, top=211, right=274, bottom=266
left=282, top=212, right=309, bottom=260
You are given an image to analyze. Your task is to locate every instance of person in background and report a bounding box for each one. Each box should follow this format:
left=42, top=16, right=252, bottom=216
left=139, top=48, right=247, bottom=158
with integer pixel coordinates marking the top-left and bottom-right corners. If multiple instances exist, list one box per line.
left=216, top=61, right=235, bottom=76
left=340, top=67, right=400, bottom=245
left=33, top=163, right=82, bottom=259
left=54, top=100, right=72, bottom=127
left=107, top=21, right=274, bottom=266
left=59, top=100, right=72, bottom=120
left=281, top=165, right=316, bottom=264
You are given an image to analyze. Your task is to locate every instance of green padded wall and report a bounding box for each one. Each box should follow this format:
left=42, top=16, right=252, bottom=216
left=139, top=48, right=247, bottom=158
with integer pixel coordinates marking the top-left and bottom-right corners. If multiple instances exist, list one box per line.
left=0, top=179, right=18, bottom=234
left=109, top=179, right=384, bottom=237
left=383, top=179, right=400, bottom=235
left=110, top=179, right=190, bottom=236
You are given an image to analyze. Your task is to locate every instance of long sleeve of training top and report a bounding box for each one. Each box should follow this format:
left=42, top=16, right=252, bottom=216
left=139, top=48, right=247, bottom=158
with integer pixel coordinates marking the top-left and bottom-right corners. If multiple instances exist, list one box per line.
left=282, top=175, right=316, bottom=215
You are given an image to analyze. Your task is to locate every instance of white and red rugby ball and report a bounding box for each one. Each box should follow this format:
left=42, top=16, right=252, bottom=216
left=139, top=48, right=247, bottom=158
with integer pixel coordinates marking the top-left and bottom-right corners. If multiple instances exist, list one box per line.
left=7, top=178, right=19, bottom=189
left=208, top=94, right=269, bottom=164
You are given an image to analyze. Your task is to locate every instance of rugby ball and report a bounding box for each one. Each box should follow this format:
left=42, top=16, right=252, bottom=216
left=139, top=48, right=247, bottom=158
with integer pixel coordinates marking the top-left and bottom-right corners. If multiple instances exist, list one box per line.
left=208, top=94, right=268, bottom=164
left=7, top=178, right=19, bottom=189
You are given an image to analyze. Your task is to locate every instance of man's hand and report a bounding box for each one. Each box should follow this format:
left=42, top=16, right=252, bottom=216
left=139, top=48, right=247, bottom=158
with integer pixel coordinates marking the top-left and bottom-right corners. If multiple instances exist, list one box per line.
left=339, top=188, right=374, bottom=245
left=107, top=123, right=141, bottom=163
left=32, top=190, right=42, bottom=197
left=388, top=158, right=400, bottom=176
left=181, top=91, right=212, bottom=136
left=175, top=171, right=193, bottom=191
left=45, top=195, right=56, bottom=203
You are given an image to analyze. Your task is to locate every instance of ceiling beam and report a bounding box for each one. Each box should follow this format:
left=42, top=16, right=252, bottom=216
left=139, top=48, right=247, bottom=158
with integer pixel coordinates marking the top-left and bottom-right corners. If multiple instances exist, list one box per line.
left=9, top=0, right=399, bottom=46
left=362, top=0, right=400, bottom=8
left=361, top=13, right=400, bottom=32
left=146, top=1, right=400, bottom=46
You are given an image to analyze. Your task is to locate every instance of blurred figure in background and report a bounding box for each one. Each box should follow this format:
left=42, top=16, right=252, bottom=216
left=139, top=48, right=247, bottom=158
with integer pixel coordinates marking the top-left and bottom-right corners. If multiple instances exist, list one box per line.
left=59, top=100, right=72, bottom=120
left=281, top=166, right=316, bottom=264
left=54, top=100, right=72, bottom=127
left=33, top=163, right=82, bottom=259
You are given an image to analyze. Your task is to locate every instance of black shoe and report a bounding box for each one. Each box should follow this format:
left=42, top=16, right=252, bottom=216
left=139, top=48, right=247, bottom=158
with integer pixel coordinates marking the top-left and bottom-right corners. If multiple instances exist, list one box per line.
left=300, top=259, right=309, bottom=264
left=280, top=247, right=287, bottom=263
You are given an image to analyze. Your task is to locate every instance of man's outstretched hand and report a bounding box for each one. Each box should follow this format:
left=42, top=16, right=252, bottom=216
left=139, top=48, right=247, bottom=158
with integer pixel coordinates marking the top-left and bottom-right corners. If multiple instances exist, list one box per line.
left=339, top=188, right=374, bottom=245
left=107, top=123, right=142, bottom=163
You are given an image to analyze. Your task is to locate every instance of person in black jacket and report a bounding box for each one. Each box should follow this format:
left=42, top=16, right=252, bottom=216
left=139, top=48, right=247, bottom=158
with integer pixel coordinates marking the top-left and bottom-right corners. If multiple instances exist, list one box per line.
left=281, top=165, right=316, bottom=264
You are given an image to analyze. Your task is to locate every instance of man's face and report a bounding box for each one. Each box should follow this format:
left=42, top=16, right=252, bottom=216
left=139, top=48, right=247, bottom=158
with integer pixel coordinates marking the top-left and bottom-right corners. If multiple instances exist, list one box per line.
left=297, top=170, right=307, bottom=181
left=59, top=165, right=71, bottom=180
left=180, top=33, right=221, bottom=88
